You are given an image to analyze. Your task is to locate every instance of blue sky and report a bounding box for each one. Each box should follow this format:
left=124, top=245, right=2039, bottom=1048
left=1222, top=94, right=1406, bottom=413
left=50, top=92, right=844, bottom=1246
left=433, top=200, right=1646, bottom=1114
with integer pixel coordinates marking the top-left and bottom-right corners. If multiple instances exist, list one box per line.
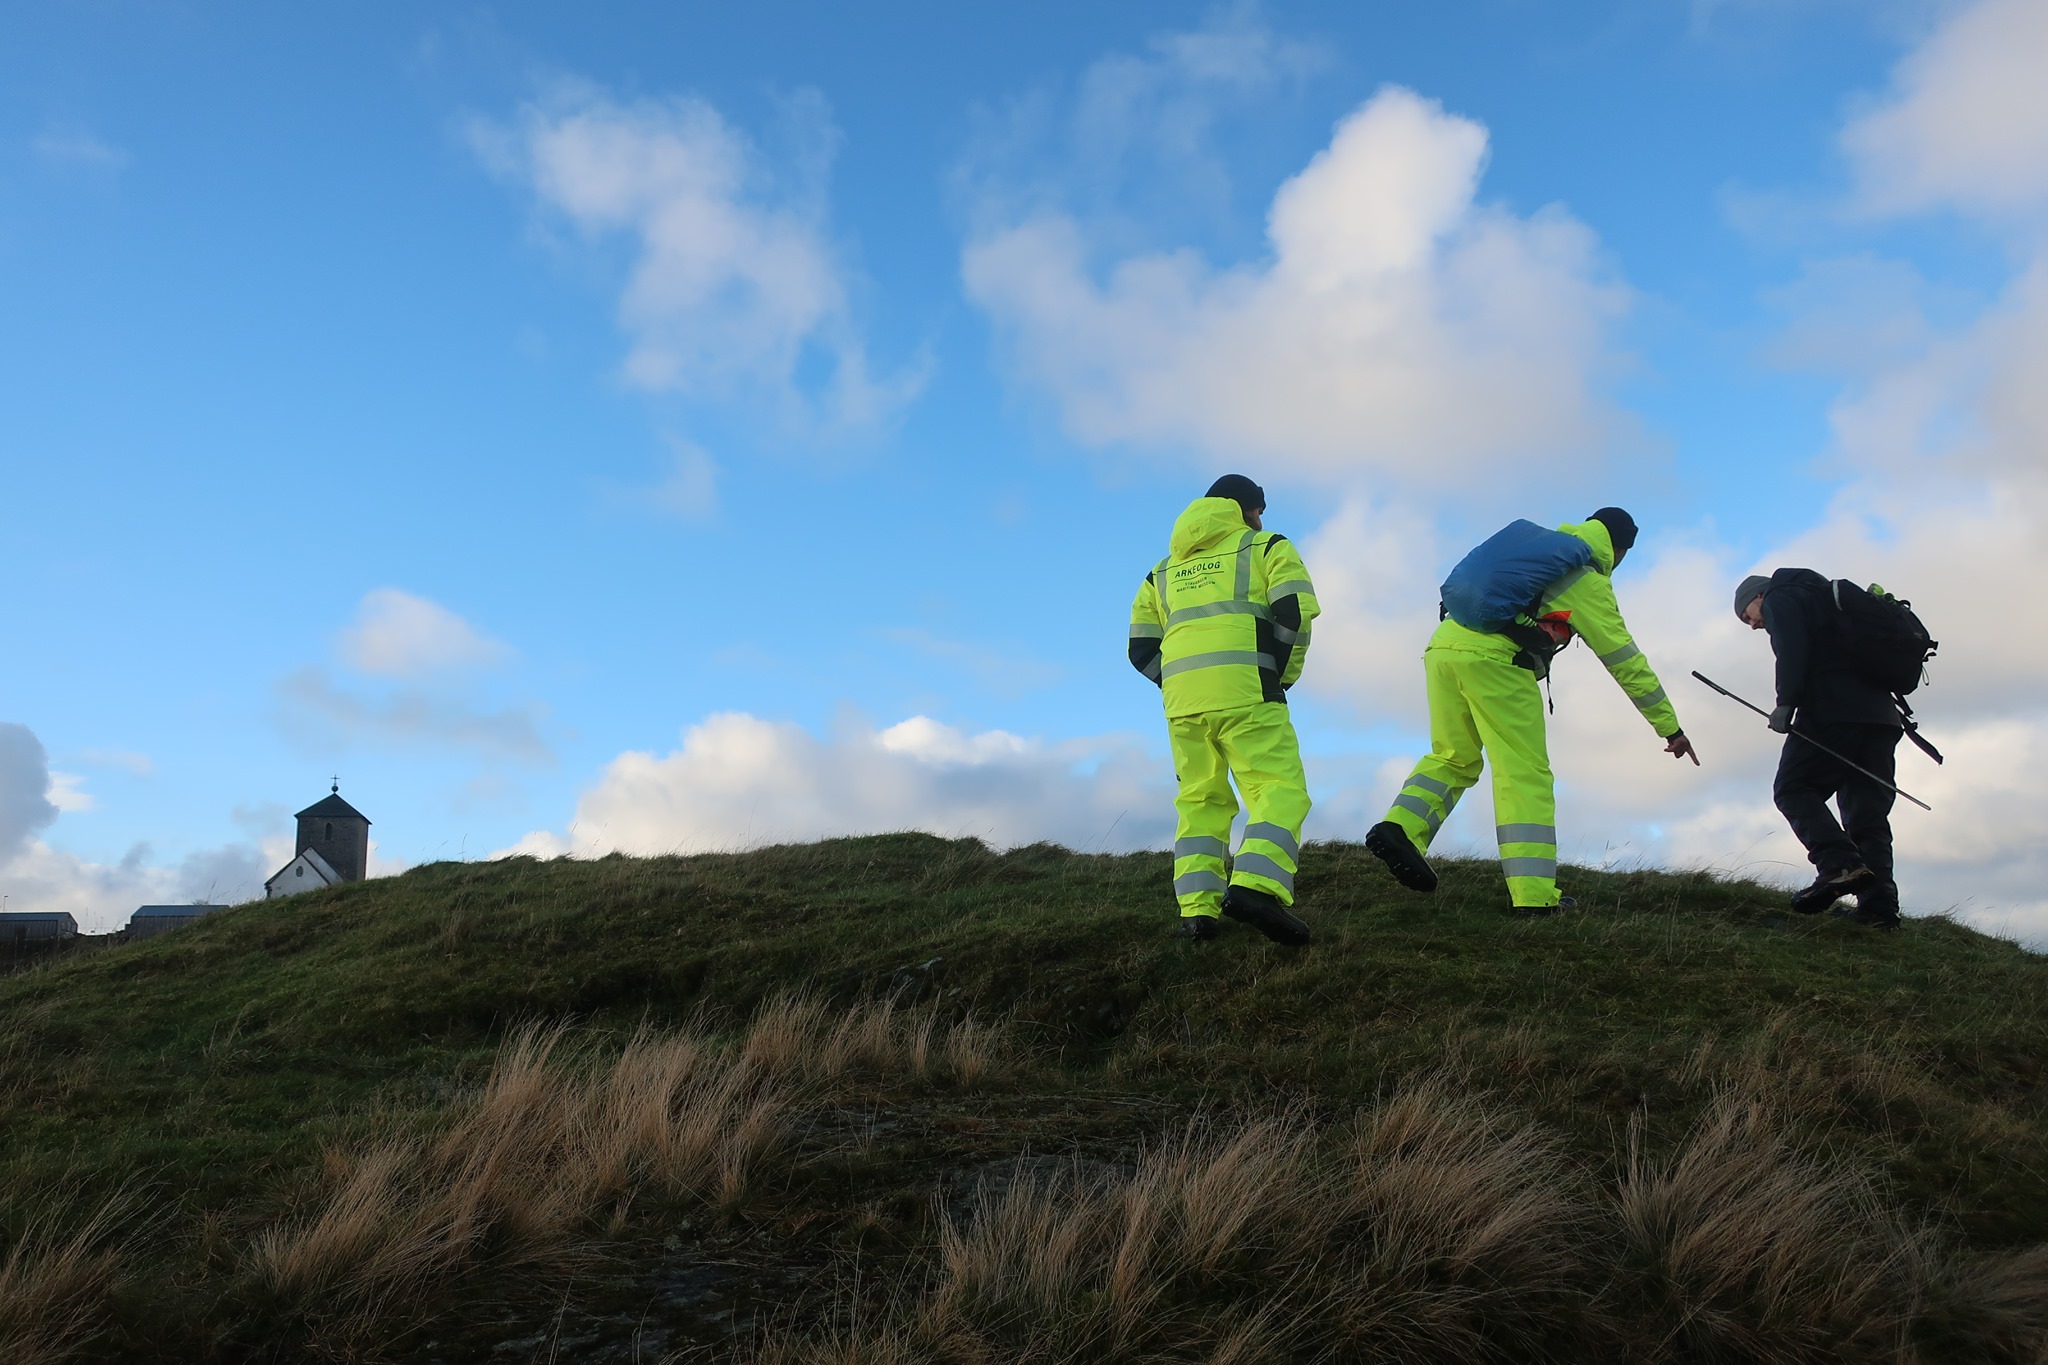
left=6, top=0, right=2047, bottom=937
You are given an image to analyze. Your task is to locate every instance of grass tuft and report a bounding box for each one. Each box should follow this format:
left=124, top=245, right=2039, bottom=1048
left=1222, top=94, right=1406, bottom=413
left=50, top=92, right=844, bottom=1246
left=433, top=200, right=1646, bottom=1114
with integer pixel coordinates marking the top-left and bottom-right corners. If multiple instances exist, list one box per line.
left=743, top=994, right=999, bottom=1089
left=1616, top=1090, right=1930, bottom=1361
left=247, top=1015, right=794, bottom=1348
left=0, top=1193, right=133, bottom=1365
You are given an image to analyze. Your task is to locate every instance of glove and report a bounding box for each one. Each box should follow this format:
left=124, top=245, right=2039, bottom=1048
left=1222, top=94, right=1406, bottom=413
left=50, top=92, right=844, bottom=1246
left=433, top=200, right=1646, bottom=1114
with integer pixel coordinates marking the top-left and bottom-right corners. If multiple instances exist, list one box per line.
left=1768, top=705, right=1794, bottom=734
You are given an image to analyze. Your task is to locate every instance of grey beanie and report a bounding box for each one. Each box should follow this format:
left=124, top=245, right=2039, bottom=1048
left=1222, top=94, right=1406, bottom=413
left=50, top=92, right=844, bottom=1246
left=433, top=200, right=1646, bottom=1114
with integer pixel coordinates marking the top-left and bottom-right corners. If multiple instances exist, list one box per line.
left=1734, top=574, right=1772, bottom=620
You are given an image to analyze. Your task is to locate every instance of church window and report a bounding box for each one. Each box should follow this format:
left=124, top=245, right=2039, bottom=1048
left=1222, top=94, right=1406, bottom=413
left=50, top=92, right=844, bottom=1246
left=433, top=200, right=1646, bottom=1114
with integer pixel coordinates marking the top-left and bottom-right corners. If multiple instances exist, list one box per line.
left=325, top=822, right=333, bottom=841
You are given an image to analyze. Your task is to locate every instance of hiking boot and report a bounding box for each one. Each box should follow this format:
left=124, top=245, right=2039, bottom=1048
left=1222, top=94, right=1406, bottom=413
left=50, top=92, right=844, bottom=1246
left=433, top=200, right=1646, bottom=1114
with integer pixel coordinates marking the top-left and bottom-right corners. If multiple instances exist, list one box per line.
left=1512, top=895, right=1577, bottom=918
left=1174, top=914, right=1221, bottom=942
left=1832, top=896, right=1901, bottom=931
left=1221, top=886, right=1312, bottom=947
left=1365, top=820, right=1438, bottom=893
left=1790, top=866, right=1877, bottom=915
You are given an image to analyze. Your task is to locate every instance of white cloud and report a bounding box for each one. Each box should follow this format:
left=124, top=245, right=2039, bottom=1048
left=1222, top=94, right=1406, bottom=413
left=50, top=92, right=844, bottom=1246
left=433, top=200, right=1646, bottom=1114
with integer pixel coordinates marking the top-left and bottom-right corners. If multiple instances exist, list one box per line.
left=1129, top=1, right=1326, bottom=89
left=233, top=802, right=289, bottom=844
left=1764, top=258, right=2048, bottom=492
left=645, top=436, right=719, bottom=521
left=962, top=3, right=1327, bottom=229
left=175, top=841, right=282, bottom=906
left=0, top=723, right=286, bottom=931
left=478, top=84, right=923, bottom=433
left=30, top=126, right=130, bottom=171
left=0, top=834, right=295, bottom=933
left=339, top=588, right=510, bottom=677
left=46, top=772, right=93, bottom=813
left=289, top=592, right=546, bottom=764
left=0, top=723, right=60, bottom=862
left=499, top=711, right=1171, bottom=859
left=964, top=83, right=1631, bottom=484
left=277, top=666, right=551, bottom=764
left=1761, top=253, right=1959, bottom=376
left=1295, top=499, right=1449, bottom=728
left=0, top=840, right=179, bottom=931
left=1844, top=0, right=2048, bottom=219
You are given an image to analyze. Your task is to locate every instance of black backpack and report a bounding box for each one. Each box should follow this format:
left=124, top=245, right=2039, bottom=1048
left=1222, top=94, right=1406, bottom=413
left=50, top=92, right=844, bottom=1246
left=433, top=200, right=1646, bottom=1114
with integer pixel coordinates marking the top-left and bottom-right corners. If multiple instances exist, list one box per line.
left=1830, top=580, right=1937, bottom=695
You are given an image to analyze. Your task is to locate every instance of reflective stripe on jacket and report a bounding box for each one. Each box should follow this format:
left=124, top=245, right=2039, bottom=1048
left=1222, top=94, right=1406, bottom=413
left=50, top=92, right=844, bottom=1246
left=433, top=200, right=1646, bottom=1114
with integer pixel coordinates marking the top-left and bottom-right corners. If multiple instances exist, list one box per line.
left=1423, top=518, right=1681, bottom=738
left=1128, top=497, right=1321, bottom=718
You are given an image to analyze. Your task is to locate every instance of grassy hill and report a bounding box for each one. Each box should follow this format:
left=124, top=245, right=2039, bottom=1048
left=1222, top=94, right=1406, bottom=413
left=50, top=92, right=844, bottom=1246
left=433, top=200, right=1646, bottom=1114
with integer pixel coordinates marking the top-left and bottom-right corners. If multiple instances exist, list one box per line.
left=3, top=835, right=2047, bottom=1363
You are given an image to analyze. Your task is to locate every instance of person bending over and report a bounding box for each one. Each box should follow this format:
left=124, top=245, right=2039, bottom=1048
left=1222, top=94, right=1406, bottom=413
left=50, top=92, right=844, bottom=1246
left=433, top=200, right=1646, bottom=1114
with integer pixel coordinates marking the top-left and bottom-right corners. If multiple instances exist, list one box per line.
left=1366, top=509, right=1697, bottom=915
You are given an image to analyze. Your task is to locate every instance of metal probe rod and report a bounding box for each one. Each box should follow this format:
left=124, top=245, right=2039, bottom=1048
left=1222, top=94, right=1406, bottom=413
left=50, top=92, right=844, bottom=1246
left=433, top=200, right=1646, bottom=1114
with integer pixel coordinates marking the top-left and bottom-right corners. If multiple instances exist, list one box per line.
left=1690, top=671, right=1931, bottom=811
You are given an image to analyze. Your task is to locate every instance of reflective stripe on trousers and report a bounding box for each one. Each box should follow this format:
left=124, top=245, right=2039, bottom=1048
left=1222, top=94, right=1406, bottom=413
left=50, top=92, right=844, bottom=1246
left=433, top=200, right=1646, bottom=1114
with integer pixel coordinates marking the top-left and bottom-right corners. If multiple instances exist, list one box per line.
left=1382, top=646, right=1561, bottom=908
left=1168, top=701, right=1311, bottom=915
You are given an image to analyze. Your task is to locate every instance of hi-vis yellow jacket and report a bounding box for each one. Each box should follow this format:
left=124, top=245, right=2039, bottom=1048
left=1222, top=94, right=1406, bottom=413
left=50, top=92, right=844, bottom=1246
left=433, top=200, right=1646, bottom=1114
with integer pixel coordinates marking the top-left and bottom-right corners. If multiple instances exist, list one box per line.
left=1128, top=497, right=1321, bottom=718
left=1428, top=518, right=1682, bottom=738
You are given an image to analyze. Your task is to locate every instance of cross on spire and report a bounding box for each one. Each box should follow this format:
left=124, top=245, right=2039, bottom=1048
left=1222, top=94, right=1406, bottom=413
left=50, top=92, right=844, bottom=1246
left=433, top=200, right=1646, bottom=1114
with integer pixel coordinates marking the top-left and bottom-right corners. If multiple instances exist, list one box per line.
left=331, top=774, right=339, bottom=794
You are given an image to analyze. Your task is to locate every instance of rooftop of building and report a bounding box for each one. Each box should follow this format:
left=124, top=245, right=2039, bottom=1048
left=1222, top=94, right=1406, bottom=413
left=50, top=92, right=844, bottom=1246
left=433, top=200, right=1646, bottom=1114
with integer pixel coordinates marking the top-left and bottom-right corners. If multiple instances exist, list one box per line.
left=295, top=786, right=370, bottom=823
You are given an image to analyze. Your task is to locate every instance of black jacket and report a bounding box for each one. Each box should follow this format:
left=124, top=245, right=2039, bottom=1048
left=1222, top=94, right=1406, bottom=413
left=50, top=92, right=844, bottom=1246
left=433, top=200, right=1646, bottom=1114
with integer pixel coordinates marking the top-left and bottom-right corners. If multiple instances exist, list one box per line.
left=1760, top=568, right=1903, bottom=729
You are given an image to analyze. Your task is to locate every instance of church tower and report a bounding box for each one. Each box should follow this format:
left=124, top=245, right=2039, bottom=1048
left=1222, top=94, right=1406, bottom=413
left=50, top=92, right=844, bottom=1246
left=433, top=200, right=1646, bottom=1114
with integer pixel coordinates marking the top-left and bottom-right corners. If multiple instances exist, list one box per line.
left=294, top=782, right=370, bottom=882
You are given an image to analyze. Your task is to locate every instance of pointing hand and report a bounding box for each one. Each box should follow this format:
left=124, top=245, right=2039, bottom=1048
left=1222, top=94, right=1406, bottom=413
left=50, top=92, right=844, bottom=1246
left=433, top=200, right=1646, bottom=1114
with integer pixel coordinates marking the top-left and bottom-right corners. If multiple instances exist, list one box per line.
left=1666, top=732, right=1700, bottom=766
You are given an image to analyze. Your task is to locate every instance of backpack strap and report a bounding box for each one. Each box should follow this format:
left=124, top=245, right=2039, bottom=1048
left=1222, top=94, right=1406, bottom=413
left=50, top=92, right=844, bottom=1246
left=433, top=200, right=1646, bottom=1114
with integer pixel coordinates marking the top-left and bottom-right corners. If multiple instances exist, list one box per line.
left=1895, top=694, right=1944, bottom=765
left=1502, top=620, right=1566, bottom=685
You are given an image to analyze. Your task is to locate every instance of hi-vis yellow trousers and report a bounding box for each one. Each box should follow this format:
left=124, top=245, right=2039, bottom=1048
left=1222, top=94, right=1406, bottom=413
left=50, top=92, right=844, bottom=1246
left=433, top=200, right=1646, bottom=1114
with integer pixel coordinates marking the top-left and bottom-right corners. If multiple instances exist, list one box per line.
left=1384, top=646, right=1561, bottom=908
left=1168, top=702, right=1311, bottom=918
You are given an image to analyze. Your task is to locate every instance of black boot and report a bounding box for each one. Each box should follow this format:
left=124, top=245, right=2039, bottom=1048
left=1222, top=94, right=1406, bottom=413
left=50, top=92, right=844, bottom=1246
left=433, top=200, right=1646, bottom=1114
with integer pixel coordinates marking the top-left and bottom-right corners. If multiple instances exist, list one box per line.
left=1790, top=865, right=1876, bottom=915
left=1512, top=895, right=1577, bottom=918
left=1221, top=886, right=1312, bottom=947
left=1832, top=890, right=1901, bottom=931
left=1174, top=915, right=1221, bottom=942
left=1365, top=821, right=1438, bottom=893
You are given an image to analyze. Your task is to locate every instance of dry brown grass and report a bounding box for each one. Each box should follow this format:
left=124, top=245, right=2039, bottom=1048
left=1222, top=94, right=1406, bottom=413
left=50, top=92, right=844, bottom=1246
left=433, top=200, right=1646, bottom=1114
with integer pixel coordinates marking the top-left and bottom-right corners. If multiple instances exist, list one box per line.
left=1669, top=1017, right=1949, bottom=1138
left=740, top=994, right=998, bottom=1089
left=0, top=1193, right=133, bottom=1365
left=250, top=1020, right=794, bottom=1338
left=745, top=1325, right=928, bottom=1365
left=920, top=1114, right=1328, bottom=1360
left=246, top=998, right=1001, bottom=1352
left=1326, top=1079, right=1592, bottom=1360
left=1616, top=1090, right=1932, bottom=1363
left=1921, top=1243, right=2048, bottom=1363
left=744, top=1074, right=2045, bottom=1365
left=756, top=1082, right=1599, bottom=1364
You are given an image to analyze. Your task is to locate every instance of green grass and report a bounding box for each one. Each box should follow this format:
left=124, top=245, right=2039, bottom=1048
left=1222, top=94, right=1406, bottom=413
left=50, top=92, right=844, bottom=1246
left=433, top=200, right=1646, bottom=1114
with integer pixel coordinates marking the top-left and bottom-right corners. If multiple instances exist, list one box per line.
left=3, top=834, right=2046, bottom=1361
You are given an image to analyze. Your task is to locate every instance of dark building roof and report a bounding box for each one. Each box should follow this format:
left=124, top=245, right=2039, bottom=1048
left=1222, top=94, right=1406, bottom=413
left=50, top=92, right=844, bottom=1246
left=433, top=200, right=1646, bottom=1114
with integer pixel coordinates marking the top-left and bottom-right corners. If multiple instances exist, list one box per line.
left=133, top=904, right=224, bottom=917
left=0, top=911, right=78, bottom=921
left=296, top=792, right=370, bottom=823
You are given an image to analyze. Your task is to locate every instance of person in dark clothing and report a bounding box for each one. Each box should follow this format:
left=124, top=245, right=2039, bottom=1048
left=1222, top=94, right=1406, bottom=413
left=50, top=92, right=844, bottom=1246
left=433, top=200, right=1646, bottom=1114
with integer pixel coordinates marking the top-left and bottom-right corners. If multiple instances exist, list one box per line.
left=1734, top=570, right=1905, bottom=929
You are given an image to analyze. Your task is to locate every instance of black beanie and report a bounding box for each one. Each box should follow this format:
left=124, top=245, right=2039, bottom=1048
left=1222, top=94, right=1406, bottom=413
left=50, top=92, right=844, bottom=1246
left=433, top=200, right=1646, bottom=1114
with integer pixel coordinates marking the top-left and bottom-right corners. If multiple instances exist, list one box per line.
left=1590, top=507, right=1638, bottom=559
left=1206, top=474, right=1266, bottom=515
